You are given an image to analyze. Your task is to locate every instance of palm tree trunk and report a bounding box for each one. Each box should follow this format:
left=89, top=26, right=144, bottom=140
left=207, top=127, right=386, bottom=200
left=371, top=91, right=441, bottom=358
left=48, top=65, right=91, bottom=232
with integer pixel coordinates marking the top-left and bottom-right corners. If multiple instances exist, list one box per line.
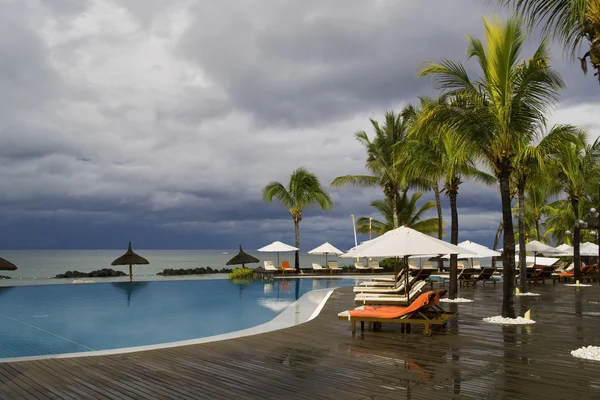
left=535, top=219, right=541, bottom=242
left=499, top=172, right=516, bottom=318
left=294, top=220, right=301, bottom=272
left=391, top=191, right=399, bottom=229
left=449, top=188, right=459, bottom=300
left=434, top=183, right=444, bottom=272
left=518, top=186, right=527, bottom=292
left=491, top=219, right=503, bottom=270
left=434, top=183, right=443, bottom=239
left=572, top=198, right=582, bottom=282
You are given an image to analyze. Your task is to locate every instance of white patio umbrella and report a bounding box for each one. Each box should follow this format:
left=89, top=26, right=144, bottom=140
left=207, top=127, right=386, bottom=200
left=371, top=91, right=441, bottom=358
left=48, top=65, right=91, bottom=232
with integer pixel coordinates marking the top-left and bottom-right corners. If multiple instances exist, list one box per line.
left=307, top=242, right=343, bottom=266
left=341, top=226, right=475, bottom=301
left=554, top=243, right=573, bottom=256
left=515, top=240, right=558, bottom=267
left=560, top=242, right=599, bottom=257
left=442, top=240, right=501, bottom=267
left=257, top=241, right=299, bottom=268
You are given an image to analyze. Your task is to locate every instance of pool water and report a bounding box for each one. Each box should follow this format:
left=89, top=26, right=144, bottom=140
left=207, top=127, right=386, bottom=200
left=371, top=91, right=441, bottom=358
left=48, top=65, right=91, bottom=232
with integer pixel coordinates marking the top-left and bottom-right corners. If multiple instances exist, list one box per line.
left=0, top=278, right=362, bottom=359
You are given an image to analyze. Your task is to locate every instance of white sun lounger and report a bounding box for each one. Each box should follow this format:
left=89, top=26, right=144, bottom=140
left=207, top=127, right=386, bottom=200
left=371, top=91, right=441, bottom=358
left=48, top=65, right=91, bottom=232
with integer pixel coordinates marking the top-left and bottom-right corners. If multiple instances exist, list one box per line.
left=354, top=281, right=428, bottom=305
left=327, top=261, right=343, bottom=271
left=355, top=261, right=369, bottom=270
left=263, top=261, right=278, bottom=271
left=368, top=260, right=383, bottom=270
left=353, top=275, right=416, bottom=294
left=312, top=263, right=327, bottom=271
left=359, top=271, right=406, bottom=287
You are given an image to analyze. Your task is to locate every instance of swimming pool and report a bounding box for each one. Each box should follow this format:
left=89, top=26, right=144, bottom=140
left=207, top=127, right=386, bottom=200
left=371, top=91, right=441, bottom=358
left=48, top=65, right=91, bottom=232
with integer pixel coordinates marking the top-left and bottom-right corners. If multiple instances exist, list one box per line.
left=0, top=278, right=363, bottom=359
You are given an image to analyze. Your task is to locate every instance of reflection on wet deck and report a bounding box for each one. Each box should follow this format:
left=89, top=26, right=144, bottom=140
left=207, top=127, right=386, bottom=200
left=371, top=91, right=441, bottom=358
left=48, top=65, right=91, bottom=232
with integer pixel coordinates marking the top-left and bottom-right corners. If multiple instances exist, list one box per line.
left=2, top=283, right=600, bottom=399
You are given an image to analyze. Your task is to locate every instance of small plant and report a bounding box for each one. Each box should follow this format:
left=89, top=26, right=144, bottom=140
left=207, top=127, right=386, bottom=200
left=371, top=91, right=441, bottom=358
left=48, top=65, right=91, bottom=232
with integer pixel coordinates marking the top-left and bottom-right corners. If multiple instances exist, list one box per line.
left=228, top=268, right=254, bottom=280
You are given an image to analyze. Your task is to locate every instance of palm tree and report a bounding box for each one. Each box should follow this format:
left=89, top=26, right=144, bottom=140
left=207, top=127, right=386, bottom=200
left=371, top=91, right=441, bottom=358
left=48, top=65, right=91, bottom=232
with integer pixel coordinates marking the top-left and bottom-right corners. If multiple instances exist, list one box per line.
left=404, top=97, right=495, bottom=299
left=544, top=198, right=598, bottom=244
left=263, top=168, right=334, bottom=271
left=331, top=111, right=411, bottom=228
left=419, top=17, right=564, bottom=317
left=549, top=130, right=600, bottom=281
left=356, top=190, right=440, bottom=236
left=513, top=125, right=578, bottom=291
left=501, top=0, right=600, bottom=82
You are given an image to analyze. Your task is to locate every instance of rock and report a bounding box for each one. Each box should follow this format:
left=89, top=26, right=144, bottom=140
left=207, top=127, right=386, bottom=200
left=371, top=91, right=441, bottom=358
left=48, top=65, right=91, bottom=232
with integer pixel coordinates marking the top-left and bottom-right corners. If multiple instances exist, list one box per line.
left=0, top=275, right=11, bottom=279
left=55, top=269, right=126, bottom=279
left=157, top=267, right=233, bottom=276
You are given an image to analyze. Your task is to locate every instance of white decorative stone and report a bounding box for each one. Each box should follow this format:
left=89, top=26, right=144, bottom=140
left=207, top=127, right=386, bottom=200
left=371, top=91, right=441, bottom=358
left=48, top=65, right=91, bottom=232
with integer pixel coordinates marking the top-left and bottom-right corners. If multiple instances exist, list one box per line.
left=571, top=346, right=600, bottom=361
left=565, top=284, right=592, bottom=287
left=516, top=292, right=540, bottom=297
left=439, top=298, right=473, bottom=303
left=482, top=316, right=536, bottom=325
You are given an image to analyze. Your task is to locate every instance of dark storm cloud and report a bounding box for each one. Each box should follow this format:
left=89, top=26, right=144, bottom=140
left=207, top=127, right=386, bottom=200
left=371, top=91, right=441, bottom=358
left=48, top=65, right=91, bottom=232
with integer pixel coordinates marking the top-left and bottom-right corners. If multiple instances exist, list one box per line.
left=0, top=0, right=597, bottom=250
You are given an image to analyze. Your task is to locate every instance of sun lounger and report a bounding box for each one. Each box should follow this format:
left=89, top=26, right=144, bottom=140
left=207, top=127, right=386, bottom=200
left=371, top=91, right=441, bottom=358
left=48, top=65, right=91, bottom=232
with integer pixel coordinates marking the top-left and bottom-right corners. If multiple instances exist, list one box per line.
left=458, top=268, right=479, bottom=287
left=368, top=260, right=383, bottom=270
left=339, top=289, right=456, bottom=336
left=354, top=261, right=369, bottom=271
left=359, top=271, right=406, bottom=287
left=354, top=280, right=428, bottom=306
left=477, top=267, right=496, bottom=285
left=263, top=261, right=278, bottom=271
left=327, top=261, right=342, bottom=274
left=312, top=263, right=327, bottom=273
left=281, top=261, right=296, bottom=274
left=353, top=275, right=416, bottom=294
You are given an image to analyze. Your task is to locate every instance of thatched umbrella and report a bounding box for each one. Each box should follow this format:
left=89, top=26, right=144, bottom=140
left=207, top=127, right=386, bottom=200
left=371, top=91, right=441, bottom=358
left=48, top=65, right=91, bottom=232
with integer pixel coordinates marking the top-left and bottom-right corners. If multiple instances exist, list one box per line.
left=226, top=245, right=259, bottom=268
left=111, top=242, right=149, bottom=282
left=0, top=258, right=17, bottom=271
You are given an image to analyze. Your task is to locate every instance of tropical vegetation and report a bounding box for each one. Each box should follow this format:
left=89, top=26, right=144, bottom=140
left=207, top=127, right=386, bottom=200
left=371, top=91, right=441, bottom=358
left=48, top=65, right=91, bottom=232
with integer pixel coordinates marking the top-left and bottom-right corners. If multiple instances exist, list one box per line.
left=259, top=4, right=600, bottom=318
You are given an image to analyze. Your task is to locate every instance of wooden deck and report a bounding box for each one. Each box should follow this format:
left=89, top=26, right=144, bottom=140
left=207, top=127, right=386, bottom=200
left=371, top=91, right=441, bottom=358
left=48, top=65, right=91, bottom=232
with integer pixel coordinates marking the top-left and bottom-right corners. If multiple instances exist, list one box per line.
left=2, top=282, right=600, bottom=399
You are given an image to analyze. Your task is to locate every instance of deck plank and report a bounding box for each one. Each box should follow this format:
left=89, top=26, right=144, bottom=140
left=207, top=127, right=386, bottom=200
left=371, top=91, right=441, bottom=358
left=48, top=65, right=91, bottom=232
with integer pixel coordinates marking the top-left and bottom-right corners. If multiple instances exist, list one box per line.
left=1, top=282, right=600, bottom=399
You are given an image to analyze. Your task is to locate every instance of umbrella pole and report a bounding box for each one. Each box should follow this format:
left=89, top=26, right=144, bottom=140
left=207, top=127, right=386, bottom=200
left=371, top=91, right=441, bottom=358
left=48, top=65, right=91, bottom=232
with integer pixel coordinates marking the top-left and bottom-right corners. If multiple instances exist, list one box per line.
left=277, top=253, right=280, bottom=269
left=325, top=254, right=328, bottom=267
left=404, top=256, right=409, bottom=302
left=129, top=264, right=132, bottom=283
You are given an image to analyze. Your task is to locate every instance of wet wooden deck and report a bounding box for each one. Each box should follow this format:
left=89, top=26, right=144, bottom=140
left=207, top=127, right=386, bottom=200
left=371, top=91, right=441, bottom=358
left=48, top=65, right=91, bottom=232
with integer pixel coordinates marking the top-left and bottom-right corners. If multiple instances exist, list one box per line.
left=2, top=282, right=600, bottom=399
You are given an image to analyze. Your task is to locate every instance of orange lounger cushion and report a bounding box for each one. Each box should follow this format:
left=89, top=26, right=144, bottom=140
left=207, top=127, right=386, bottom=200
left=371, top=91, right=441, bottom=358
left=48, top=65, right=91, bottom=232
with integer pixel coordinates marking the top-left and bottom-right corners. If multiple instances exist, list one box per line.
left=348, top=291, right=434, bottom=319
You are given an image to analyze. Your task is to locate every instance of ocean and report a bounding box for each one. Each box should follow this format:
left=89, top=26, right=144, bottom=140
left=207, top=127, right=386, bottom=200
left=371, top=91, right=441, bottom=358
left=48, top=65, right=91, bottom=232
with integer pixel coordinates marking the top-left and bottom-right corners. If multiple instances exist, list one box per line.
left=0, top=250, right=344, bottom=286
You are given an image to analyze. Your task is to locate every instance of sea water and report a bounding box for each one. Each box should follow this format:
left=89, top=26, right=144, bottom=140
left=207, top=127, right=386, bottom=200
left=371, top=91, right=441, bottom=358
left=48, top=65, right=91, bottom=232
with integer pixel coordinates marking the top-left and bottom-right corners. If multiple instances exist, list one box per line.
left=0, top=250, right=351, bottom=285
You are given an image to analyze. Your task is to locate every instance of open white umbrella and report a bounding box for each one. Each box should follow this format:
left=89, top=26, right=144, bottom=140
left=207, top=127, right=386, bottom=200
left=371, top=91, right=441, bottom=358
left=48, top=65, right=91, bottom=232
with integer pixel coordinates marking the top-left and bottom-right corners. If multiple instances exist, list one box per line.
left=560, top=242, right=599, bottom=257
left=308, top=242, right=343, bottom=266
left=521, top=240, right=558, bottom=267
left=341, top=226, right=474, bottom=301
left=554, top=243, right=574, bottom=256
left=442, top=240, right=501, bottom=267
left=257, top=241, right=298, bottom=268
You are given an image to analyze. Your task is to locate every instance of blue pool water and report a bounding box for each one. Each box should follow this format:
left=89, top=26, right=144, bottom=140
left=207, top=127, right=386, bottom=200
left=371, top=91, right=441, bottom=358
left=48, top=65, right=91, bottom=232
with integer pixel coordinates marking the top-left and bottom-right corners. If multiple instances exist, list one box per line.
left=0, top=278, right=363, bottom=359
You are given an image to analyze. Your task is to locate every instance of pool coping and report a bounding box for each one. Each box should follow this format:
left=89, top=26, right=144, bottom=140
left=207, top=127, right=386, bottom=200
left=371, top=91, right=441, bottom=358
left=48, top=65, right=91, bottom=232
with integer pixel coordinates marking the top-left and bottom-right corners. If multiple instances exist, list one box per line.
left=0, top=287, right=337, bottom=364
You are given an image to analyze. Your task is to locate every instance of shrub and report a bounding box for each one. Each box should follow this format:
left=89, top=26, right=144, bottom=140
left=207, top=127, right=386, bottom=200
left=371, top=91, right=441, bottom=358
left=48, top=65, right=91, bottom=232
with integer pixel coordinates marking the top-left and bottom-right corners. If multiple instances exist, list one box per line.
left=228, top=268, right=254, bottom=280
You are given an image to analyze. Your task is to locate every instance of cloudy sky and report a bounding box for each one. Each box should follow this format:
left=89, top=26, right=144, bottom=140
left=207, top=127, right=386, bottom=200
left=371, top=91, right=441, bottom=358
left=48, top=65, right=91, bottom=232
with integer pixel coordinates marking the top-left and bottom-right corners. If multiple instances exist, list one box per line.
left=1, top=0, right=598, bottom=250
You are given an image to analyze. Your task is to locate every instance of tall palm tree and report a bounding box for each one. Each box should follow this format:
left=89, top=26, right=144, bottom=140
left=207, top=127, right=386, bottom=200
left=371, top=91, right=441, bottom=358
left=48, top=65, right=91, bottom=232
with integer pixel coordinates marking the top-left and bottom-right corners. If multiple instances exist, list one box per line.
left=419, top=17, right=564, bottom=317
left=404, top=97, right=495, bottom=299
left=549, top=130, right=600, bottom=281
left=501, top=0, right=600, bottom=82
left=356, top=190, right=440, bottom=236
left=513, top=125, right=578, bottom=291
left=263, top=168, right=334, bottom=271
left=332, top=111, right=411, bottom=228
